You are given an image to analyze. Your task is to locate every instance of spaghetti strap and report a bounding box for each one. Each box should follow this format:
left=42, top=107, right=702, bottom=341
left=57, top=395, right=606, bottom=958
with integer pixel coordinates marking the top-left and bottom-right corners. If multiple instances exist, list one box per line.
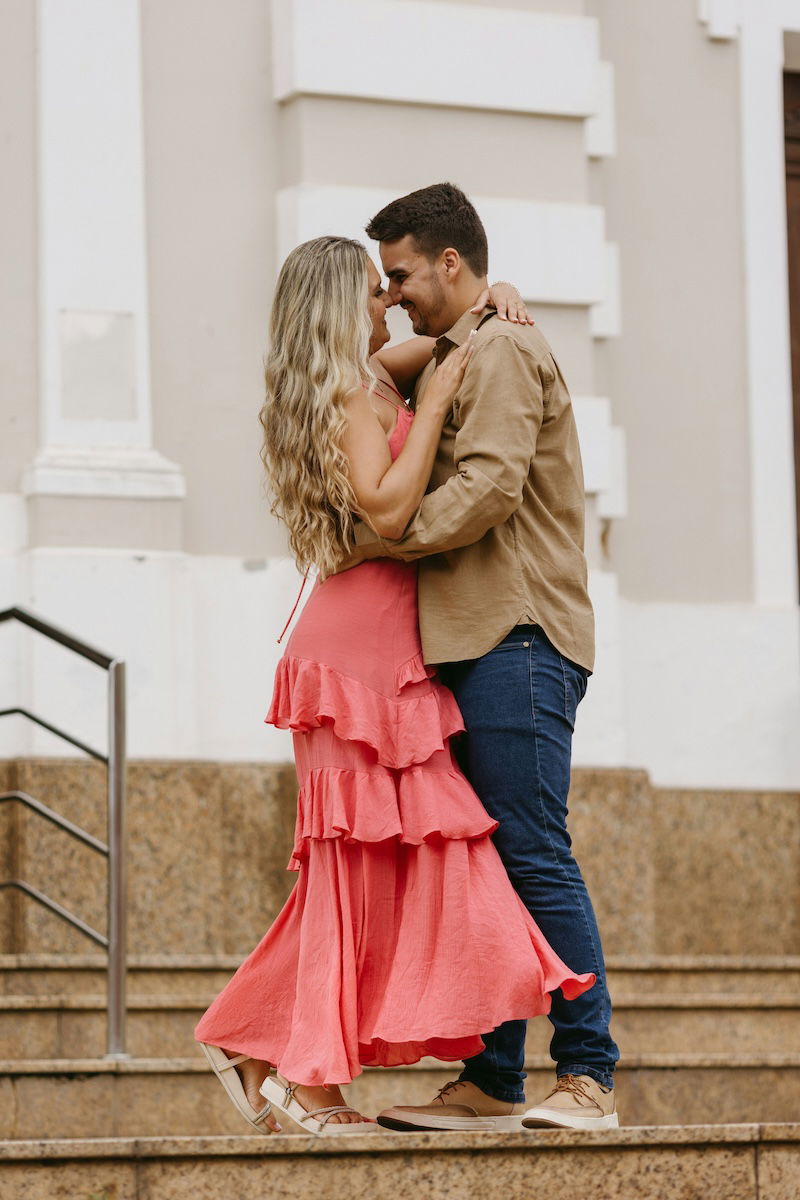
left=371, top=375, right=408, bottom=410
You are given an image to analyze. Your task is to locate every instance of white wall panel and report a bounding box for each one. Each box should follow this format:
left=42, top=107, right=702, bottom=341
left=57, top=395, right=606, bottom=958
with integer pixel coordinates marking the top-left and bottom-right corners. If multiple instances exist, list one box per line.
left=272, top=0, right=601, bottom=118
left=2, top=545, right=798, bottom=786
left=278, top=184, right=607, bottom=305
left=622, top=598, right=800, bottom=789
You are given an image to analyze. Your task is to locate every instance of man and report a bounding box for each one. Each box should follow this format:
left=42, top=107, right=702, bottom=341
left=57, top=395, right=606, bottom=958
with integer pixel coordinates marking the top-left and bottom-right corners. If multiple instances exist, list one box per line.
left=350, top=182, right=619, bottom=1132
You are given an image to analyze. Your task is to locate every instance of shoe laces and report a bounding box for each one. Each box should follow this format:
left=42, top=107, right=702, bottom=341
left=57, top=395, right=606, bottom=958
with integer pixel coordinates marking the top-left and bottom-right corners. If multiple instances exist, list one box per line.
left=433, top=1080, right=468, bottom=1106
left=550, top=1074, right=595, bottom=1107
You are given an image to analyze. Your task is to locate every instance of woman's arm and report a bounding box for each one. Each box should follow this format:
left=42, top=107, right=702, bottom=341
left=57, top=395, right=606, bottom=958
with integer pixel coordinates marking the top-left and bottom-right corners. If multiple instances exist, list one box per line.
left=471, top=281, right=535, bottom=324
left=342, top=337, right=474, bottom=540
left=372, top=338, right=435, bottom=398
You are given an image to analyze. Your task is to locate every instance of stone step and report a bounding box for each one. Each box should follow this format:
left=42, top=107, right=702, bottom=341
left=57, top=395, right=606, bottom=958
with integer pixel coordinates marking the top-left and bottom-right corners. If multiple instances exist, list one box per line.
left=3, top=1055, right=800, bottom=1138
left=4, top=952, right=800, bottom=997
left=5, top=990, right=800, bottom=1060
left=0, top=954, right=239, bottom=997
left=1, top=1125, right=799, bottom=1200
left=5, top=759, right=800, bottom=962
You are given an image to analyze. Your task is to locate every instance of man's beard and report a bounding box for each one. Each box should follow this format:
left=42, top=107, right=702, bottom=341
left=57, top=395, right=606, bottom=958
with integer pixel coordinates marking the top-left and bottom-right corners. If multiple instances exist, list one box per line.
left=409, top=274, right=446, bottom=337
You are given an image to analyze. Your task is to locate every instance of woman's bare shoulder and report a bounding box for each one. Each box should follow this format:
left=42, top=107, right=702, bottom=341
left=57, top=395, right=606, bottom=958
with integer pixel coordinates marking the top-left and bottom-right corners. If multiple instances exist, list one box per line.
left=342, top=384, right=393, bottom=436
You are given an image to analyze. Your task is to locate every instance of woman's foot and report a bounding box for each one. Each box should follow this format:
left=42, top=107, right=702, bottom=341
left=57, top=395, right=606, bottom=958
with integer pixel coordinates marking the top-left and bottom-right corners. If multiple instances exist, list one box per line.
left=259, top=1073, right=378, bottom=1133
left=289, top=1083, right=373, bottom=1126
left=220, top=1047, right=282, bottom=1133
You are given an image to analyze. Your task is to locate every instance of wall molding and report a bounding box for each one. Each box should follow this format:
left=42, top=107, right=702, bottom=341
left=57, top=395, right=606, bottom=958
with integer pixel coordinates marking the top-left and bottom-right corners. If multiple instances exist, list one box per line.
left=272, top=0, right=603, bottom=120
left=589, top=242, right=621, bottom=339
left=585, top=61, right=616, bottom=158
left=277, top=183, right=610, bottom=307
left=697, top=0, right=742, bottom=40
left=573, top=396, right=626, bottom=519
left=22, top=448, right=186, bottom=499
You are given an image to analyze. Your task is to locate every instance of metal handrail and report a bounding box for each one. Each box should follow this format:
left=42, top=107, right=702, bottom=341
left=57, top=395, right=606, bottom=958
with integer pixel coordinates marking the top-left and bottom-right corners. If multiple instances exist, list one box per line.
left=0, top=606, right=127, bottom=1059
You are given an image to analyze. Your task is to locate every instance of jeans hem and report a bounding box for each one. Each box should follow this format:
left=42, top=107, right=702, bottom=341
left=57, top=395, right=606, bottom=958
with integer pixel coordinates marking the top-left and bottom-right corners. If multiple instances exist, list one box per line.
left=458, top=1067, right=526, bottom=1106
left=557, top=1063, right=615, bottom=1091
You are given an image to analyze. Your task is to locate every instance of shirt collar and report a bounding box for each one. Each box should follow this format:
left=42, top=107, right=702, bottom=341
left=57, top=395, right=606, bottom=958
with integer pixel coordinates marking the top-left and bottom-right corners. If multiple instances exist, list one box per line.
left=433, top=306, right=496, bottom=363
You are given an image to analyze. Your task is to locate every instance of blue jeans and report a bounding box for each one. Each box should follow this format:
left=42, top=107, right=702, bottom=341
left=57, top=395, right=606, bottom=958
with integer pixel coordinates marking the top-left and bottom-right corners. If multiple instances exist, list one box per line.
left=438, top=625, right=619, bottom=1103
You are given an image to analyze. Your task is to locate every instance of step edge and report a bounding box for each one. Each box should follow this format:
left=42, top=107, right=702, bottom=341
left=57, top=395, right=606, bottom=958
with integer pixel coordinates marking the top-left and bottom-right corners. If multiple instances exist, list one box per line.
left=5, top=991, right=800, bottom=1012
left=5, top=1054, right=800, bottom=1074
left=3, top=1123, right=797, bottom=1161
left=3, top=954, right=800, bottom=971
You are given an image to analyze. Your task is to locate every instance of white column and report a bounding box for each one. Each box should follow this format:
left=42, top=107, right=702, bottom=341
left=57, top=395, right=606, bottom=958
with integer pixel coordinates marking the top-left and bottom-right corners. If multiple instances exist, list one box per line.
left=25, top=0, right=182, bottom=501
left=699, top=0, right=800, bottom=606
left=738, top=6, right=798, bottom=605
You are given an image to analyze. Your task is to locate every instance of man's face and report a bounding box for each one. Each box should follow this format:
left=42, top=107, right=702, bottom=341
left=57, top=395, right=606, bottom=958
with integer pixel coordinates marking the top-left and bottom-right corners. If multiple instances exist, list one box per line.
left=379, top=236, right=449, bottom=337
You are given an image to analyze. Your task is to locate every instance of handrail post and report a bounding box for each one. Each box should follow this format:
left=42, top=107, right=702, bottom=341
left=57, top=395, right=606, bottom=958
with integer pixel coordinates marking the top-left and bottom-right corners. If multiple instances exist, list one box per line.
left=106, top=659, right=128, bottom=1059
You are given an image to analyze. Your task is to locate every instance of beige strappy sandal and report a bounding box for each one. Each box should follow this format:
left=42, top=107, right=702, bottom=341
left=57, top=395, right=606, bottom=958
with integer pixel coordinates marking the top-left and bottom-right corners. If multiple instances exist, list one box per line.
left=259, top=1071, right=379, bottom=1135
left=199, top=1043, right=275, bottom=1134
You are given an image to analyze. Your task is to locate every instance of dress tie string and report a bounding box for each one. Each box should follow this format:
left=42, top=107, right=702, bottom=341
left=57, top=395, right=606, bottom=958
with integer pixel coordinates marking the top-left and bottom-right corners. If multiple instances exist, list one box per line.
left=277, top=567, right=310, bottom=644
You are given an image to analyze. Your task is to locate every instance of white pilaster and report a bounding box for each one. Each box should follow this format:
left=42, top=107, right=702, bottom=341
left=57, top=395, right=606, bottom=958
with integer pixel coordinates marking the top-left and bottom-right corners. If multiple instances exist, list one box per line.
left=699, top=0, right=800, bottom=606
left=32, top=0, right=181, bottom=498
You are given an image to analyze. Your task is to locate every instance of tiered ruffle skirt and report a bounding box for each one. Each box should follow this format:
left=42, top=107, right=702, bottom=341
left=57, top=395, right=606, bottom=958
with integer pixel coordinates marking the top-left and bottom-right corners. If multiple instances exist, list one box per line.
left=194, top=561, right=594, bottom=1086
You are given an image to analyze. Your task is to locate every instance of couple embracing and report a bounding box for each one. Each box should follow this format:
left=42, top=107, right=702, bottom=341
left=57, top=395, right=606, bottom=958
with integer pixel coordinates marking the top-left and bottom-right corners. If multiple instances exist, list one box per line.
left=195, top=183, right=620, bottom=1135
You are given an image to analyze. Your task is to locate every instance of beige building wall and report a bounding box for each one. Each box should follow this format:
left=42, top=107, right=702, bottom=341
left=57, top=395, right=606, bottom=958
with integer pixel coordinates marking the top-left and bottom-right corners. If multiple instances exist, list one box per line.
left=141, top=0, right=286, bottom=558
left=0, top=1, right=38, bottom=497
left=1, top=0, right=798, bottom=788
left=591, top=0, right=752, bottom=602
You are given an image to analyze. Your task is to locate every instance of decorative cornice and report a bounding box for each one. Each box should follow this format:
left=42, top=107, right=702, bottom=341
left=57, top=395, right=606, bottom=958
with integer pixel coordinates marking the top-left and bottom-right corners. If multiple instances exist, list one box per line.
left=22, top=448, right=186, bottom=499
left=698, top=0, right=742, bottom=40
left=272, top=0, right=601, bottom=118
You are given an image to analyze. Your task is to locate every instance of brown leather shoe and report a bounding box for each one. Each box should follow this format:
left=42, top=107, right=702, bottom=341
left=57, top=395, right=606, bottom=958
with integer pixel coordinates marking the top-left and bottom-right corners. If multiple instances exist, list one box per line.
left=377, top=1080, right=526, bottom=1132
left=522, top=1074, right=619, bottom=1130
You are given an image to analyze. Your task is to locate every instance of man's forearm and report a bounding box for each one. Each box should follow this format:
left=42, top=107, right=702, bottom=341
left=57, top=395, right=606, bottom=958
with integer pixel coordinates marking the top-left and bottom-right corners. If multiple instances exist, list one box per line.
left=338, top=459, right=523, bottom=569
left=375, top=460, right=522, bottom=561
left=339, top=333, right=544, bottom=567
left=336, top=521, right=392, bottom=572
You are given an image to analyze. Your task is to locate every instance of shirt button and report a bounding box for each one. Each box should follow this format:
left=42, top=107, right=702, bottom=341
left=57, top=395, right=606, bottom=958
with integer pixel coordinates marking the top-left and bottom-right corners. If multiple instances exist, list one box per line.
left=523, top=641, right=530, bottom=647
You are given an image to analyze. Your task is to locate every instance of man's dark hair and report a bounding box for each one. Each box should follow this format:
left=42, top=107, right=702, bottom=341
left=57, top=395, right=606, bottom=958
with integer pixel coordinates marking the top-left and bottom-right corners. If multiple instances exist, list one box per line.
left=365, top=182, right=488, bottom=277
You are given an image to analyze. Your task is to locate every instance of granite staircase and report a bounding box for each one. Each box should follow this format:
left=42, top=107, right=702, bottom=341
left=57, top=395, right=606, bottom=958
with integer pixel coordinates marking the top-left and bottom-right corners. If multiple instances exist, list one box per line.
left=2, top=759, right=799, bottom=1198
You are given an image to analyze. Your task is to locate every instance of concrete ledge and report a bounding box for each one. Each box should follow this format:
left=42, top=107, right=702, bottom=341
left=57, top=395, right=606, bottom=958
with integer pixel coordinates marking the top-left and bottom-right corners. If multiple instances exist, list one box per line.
left=1, top=1125, right=799, bottom=1200
left=6, top=989, right=800, bottom=1010
left=5, top=952, right=800, bottom=970
left=2, top=1124, right=794, bottom=1157
left=6, top=1053, right=800, bottom=1075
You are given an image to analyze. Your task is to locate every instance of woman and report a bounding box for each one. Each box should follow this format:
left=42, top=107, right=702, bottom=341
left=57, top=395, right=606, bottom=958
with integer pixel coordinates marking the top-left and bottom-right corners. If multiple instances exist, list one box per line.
left=195, top=236, right=594, bottom=1135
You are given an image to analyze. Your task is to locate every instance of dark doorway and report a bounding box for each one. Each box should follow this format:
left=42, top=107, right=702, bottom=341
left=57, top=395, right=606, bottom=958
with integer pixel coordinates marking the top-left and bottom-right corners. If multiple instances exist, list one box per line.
left=785, top=72, right=800, bottom=591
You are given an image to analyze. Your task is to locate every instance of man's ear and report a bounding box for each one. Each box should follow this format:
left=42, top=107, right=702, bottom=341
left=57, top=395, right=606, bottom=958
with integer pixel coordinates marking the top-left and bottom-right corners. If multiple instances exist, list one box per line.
left=441, top=247, right=462, bottom=279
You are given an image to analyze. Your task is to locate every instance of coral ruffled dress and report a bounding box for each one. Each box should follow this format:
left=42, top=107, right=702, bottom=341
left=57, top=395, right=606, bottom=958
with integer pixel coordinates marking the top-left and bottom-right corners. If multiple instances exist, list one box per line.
left=195, top=406, right=595, bottom=1087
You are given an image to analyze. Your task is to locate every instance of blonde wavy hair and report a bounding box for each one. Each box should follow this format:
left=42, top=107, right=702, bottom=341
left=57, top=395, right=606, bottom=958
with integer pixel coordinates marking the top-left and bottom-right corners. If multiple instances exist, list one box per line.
left=260, top=236, right=376, bottom=578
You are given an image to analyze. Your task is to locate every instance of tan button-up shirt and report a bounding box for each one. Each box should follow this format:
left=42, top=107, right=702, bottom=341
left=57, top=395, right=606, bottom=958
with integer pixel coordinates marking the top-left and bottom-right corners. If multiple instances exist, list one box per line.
left=352, top=306, right=595, bottom=671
